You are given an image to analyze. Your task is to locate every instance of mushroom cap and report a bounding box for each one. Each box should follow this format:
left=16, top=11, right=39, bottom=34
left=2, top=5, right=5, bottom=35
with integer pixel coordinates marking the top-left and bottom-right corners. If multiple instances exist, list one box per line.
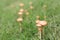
left=17, top=18, right=23, bottom=22
left=36, top=20, right=40, bottom=24
left=20, top=3, right=24, bottom=7
left=18, top=12, right=23, bottom=15
left=36, top=23, right=42, bottom=27
left=19, top=9, right=24, bottom=12
left=30, top=6, right=34, bottom=9
left=39, top=21, right=47, bottom=26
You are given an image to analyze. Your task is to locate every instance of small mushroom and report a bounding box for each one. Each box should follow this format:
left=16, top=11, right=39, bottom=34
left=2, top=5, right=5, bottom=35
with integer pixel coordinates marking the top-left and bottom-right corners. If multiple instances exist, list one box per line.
left=20, top=3, right=24, bottom=7
left=17, top=18, right=23, bottom=22
left=18, top=12, right=23, bottom=15
left=19, top=9, right=24, bottom=12
left=36, top=20, right=40, bottom=24
left=39, top=21, right=47, bottom=26
left=36, top=23, right=42, bottom=27
left=30, top=6, right=34, bottom=9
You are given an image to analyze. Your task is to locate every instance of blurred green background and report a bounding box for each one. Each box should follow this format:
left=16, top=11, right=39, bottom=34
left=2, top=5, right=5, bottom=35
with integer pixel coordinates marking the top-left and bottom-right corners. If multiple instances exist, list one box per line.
left=0, top=0, right=60, bottom=40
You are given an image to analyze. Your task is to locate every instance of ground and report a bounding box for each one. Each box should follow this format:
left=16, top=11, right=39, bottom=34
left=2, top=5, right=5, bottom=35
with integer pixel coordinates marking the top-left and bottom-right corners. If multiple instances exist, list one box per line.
left=0, top=0, right=60, bottom=40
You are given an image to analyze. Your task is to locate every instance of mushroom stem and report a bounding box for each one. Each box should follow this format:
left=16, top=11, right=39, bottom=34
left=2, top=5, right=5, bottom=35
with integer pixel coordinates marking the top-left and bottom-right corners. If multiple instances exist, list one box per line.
left=38, top=27, right=43, bottom=40
left=19, top=22, right=22, bottom=32
left=39, top=30, right=42, bottom=40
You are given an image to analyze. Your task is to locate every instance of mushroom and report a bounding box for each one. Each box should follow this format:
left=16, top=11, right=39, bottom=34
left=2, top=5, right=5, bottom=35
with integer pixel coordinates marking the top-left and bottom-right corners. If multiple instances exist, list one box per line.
left=19, top=9, right=24, bottom=12
left=36, top=23, right=42, bottom=27
left=39, top=21, right=47, bottom=26
left=18, top=12, right=23, bottom=15
left=20, top=3, right=24, bottom=7
left=30, top=6, right=34, bottom=9
left=17, top=18, right=23, bottom=22
left=36, top=20, right=40, bottom=24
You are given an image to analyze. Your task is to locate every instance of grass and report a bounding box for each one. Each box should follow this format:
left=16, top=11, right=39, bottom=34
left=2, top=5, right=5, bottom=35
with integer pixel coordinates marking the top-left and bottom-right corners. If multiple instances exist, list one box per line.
left=0, top=0, right=60, bottom=40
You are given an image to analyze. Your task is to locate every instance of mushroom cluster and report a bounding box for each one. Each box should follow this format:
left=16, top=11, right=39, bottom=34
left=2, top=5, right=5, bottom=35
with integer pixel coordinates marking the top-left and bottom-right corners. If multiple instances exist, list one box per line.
left=20, top=3, right=24, bottom=7
left=36, top=16, right=47, bottom=31
left=16, top=2, right=48, bottom=38
left=17, top=3, right=25, bottom=23
left=17, top=2, right=34, bottom=22
left=17, top=3, right=25, bottom=32
left=36, top=20, right=47, bottom=27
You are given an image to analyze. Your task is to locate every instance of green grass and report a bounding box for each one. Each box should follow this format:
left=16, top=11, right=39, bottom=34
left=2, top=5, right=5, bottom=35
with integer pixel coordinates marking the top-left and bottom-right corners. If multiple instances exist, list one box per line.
left=0, top=0, right=60, bottom=40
